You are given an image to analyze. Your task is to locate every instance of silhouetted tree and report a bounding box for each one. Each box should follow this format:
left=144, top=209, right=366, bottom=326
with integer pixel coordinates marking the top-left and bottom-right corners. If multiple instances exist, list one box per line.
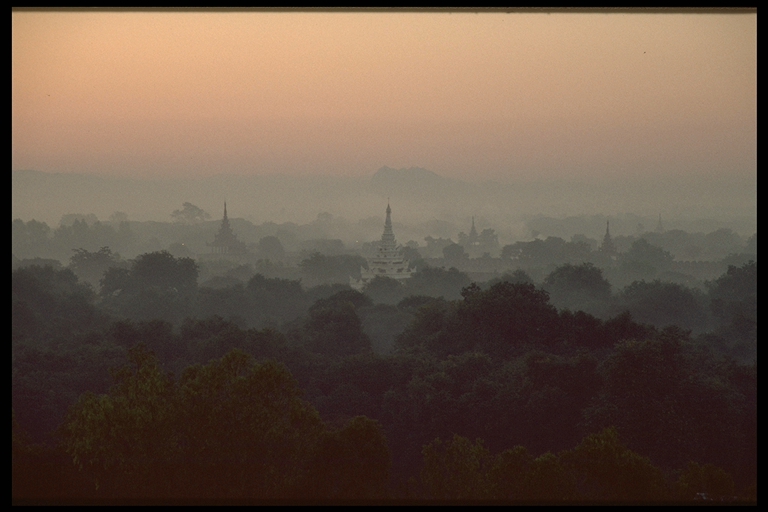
left=299, top=252, right=367, bottom=286
left=363, top=275, right=406, bottom=305
left=617, top=280, right=708, bottom=332
left=544, top=263, right=612, bottom=317
left=562, top=427, right=669, bottom=501
left=12, top=219, right=53, bottom=260
left=309, top=416, right=391, bottom=499
left=303, top=292, right=372, bottom=357
left=421, top=435, right=491, bottom=500
left=675, top=461, right=735, bottom=501
left=442, top=243, right=469, bottom=267
left=69, top=246, right=126, bottom=290
left=404, top=266, right=471, bottom=301
left=12, top=265, right=102, bottom=346
left=620, top=239, right=674, bottom=279
left=704, top=261, right=756, bottom=359
left=443, top=281, right=560, bottom=357
left=98, top=251, right=198, bottom=324
left=256, top=236, right=286, bottom=263
left=171, top=202, right=210, bottom=224
left=132, top=251, right=198, bottom=295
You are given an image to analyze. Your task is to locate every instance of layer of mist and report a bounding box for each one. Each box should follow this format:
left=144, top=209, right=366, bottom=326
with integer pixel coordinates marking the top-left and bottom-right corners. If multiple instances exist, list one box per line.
left=12, top=167, right=756, bottom=241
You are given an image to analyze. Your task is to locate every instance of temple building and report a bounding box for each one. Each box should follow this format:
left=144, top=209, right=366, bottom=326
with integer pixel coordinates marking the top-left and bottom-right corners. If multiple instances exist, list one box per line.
left=207, top=203, right=247, bottom=256
left=458, top=217, right=499, bottom=258
left=458, top=217, right=480, bottom=251
left=351, top=202, right=413, bottom=290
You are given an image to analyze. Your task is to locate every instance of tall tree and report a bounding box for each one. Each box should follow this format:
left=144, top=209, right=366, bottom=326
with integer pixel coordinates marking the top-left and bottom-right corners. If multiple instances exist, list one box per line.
left=562, top=427, right=669, bottom=501
left=69, top=246, right=125, bottom=290
left=63, top=348, right=382, bottom=500
left=171, top=202, right=210, bottom=224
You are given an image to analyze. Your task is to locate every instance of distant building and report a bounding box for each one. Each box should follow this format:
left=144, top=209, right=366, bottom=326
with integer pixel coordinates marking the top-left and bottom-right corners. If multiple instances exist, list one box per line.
left=351, top=202, right=413, bottom=290
left=206, top=203, right=247, bottom=256
left=459, top=217, right=500, bottom=258
left=600, top=220, right=617, bottom=257
left=655, top=214, right=665, bottom=233
left=458, top=217, right=480, bottom=253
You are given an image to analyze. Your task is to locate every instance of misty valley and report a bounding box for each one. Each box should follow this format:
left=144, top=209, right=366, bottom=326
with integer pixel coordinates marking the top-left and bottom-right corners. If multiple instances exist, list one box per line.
left=13, top=6, right=757, bottom=503
left=12, top=169, right=756, bottom=503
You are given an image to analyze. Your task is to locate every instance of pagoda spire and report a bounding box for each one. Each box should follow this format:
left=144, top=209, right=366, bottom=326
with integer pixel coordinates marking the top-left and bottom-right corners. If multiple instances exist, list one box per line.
left=350, top=201, right=412, bottom=290
left=601, top=220, right=616, bottom=255
left=208, top=202, right=245, bottom=254
left=469, top=216, right=478, bottom=243
left=220, top=202, right=232, bottom=234
left=380, top=201, right=396, bottom=255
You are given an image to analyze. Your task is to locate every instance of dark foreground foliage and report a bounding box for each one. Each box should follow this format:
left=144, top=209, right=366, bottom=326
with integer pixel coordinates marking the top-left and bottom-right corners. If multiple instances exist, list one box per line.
left=12, top=257, right=756, bottom=502
left=49, top=346, right=391, bottom=502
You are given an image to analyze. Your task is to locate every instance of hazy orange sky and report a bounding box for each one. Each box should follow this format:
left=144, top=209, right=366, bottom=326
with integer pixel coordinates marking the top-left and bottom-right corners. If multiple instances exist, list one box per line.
left=12, top=10, right=756, bottom=182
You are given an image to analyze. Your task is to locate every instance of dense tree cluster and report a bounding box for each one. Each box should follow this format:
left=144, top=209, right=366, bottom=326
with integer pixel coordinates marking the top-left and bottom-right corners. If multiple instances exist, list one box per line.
left=56, top=347, right=390, bottom=501
left=13, top=218, right=134, bottom=263
left=12, top=246, right=756, bottom=503
left=418, top=425, right=739, bottom=502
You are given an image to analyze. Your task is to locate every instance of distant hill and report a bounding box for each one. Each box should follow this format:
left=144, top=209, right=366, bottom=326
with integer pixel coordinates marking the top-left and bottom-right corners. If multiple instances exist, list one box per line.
left=368, top=166, right=456, bottom=199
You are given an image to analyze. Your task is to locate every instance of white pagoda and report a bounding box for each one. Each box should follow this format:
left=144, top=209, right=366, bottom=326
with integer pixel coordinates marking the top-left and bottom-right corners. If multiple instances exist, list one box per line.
left=351, top=202, right=413, bottom=290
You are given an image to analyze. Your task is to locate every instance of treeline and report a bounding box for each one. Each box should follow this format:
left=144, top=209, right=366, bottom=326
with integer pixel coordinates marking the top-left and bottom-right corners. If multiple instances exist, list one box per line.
left=15, top=244, right=754, bottom=358
left=13, top=347, right=742, bottom=503
left=12, top=255, right=756, bottom=502
left=12, top=213, right=384, bottom=266
left=12, top=216, right=757, bottom=281
left=419, top=429, right=738, bottom=502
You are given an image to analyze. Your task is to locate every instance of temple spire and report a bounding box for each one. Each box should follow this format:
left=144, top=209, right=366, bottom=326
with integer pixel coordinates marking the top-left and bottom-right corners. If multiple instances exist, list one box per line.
left=601, top=220, right=616, bottom=255
left=207, top=202, right=246, bottom=255
left=220, top=202, right=231, bottom=234
left=351, top=201, right=412, bottom=290
left=380, top=201, right=396, bottom=255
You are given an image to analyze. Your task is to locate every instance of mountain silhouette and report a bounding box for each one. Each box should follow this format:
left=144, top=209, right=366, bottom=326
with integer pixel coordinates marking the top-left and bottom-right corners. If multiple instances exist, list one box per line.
left=368, top=166, right=454, bottom=199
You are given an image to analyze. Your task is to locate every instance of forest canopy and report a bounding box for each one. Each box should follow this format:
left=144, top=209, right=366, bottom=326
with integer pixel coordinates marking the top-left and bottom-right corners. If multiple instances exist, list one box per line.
left=12, top=218, right=756, bottom=503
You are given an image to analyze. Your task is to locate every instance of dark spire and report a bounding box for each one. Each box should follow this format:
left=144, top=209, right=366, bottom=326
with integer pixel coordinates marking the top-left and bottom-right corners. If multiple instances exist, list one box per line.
left=208, top=202, right=245, bottom=254
left=601, top=220, right=616, bottom=255
left=220, top=202, right=231, bottom=234
left=382, top=202, right=394, bottom=243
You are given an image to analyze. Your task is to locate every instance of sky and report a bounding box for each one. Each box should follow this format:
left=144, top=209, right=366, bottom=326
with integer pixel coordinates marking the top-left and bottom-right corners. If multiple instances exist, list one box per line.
left=12, top=9, right=756, bottom=183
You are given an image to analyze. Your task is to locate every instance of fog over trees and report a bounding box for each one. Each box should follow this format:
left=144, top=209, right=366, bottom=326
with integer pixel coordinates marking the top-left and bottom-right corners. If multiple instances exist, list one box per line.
left=13, top=168, right=756, bottom=237
left=13, top=7, right=755, bottom=501
left=12, top=167, right=756, bottom=503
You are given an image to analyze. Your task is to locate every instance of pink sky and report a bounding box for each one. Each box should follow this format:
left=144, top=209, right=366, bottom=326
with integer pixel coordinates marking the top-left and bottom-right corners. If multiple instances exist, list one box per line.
left=12, top=10, right=756, bottom=182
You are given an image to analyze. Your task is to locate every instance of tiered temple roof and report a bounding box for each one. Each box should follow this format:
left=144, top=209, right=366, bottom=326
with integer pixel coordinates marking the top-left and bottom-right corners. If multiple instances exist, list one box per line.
left=351, top=202, right=412, bottom=290
left=208, top=203, right=247, bottom=255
